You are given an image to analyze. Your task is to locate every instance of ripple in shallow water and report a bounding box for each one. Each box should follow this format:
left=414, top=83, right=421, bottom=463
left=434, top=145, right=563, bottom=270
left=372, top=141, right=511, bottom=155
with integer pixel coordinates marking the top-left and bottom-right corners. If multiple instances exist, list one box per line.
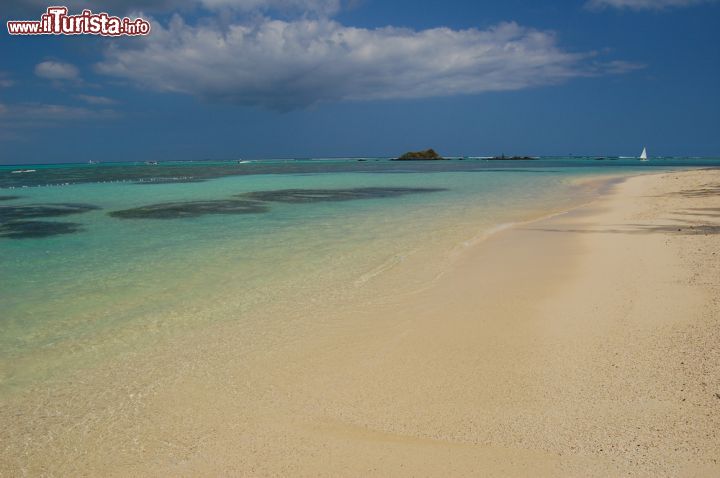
left=0, top=195, right=21, bottom=201
left=236, top=187, right=446, bottom=203
left=109, top=200, right=269, bottom=219
left=134, top=177, right=206, bottom=185
left=0, top=220, right=84, bottom=239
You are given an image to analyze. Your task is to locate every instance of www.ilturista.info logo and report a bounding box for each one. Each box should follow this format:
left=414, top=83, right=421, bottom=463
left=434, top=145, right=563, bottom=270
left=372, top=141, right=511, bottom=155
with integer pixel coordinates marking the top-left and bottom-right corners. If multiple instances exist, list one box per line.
left=7, top=6, right=151, bottom=36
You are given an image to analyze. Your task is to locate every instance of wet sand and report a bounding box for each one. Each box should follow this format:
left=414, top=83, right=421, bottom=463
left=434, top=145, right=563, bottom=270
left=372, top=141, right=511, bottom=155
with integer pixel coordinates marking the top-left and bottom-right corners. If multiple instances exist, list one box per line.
left=1, top=169, right=719, bottom=476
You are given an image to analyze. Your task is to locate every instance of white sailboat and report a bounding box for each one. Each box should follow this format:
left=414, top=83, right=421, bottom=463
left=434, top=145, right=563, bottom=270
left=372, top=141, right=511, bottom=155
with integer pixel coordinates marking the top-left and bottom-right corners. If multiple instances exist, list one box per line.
left=640, top=147, right=648, bottom=161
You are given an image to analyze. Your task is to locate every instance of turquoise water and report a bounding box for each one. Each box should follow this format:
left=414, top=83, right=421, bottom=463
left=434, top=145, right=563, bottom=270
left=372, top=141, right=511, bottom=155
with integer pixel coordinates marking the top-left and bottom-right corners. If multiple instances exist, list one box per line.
left=1, top=157, right=717, bottom=392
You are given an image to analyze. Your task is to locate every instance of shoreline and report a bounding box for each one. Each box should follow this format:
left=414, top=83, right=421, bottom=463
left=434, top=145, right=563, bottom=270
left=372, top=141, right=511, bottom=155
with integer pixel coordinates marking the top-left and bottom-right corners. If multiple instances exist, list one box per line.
left=1, top=169, right=718, bottom=476
left=0, top=170, right=618, bottom=395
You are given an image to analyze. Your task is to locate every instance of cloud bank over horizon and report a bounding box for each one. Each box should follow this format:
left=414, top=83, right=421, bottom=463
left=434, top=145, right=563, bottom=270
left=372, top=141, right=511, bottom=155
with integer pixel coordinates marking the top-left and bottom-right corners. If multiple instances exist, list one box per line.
left=96, top=15, right=640, bottom=111
left=5, top=0, right=645, bottom=112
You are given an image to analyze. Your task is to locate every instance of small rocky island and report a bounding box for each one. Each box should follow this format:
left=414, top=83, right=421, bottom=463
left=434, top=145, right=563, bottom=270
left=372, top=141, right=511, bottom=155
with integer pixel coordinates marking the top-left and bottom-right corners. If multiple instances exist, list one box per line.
left=393, top=149, right=446, bottom=161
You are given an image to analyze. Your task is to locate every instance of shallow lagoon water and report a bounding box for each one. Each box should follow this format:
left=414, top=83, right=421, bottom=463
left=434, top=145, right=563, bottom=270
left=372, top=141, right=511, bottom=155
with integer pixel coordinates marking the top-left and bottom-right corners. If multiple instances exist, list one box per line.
left=1, top=157, right=718, bottom=392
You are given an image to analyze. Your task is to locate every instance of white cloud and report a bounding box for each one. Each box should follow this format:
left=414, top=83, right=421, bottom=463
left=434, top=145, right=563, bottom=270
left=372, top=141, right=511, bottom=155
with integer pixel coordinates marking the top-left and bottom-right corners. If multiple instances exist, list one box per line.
left=34, top=61, right=80, bottom=81
left=586, top=0, right=714, bottom=10
left=595, top=60, right=646, bottom=73
left=96, top=16, right=635, bottom=111
left=75, top=94, right=118, bottom=105
left=0, top=72, right=13, bottom=88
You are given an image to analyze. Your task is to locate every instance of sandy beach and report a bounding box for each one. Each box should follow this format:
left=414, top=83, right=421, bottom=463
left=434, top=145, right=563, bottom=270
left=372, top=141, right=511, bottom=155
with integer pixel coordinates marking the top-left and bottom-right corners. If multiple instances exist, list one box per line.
left=2, top=168, right=719, bottom=476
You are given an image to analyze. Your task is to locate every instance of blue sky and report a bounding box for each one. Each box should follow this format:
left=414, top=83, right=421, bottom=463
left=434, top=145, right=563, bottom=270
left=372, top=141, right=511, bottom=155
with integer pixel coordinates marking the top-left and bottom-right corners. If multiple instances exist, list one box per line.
left=1, top=0, right=719, bottom=163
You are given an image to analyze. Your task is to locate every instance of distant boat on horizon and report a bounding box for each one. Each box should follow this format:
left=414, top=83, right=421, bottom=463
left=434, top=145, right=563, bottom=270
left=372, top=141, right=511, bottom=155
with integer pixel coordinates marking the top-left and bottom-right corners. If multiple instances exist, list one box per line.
left=640, top=147, right=648, bottom=161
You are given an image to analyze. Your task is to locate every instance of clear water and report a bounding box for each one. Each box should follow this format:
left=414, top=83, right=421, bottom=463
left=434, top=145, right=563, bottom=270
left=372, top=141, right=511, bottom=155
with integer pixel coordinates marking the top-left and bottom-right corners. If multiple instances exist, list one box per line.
left=1, top=157, right=717, bottom=393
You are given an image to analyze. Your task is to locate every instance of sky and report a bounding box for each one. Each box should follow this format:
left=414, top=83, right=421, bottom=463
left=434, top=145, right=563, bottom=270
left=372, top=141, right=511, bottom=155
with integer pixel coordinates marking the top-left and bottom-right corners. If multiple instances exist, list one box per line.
left=1, top=0, right=719, bottom=164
